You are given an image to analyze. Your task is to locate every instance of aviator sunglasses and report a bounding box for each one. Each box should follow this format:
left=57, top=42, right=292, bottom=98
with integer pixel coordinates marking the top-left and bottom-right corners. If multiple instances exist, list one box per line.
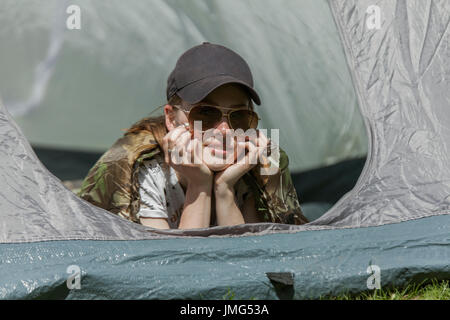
left=172, top=104, right=260, bottom=131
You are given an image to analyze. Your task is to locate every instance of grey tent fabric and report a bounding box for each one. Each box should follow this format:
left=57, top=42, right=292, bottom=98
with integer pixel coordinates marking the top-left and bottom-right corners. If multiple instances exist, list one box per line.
left=1, top=0, right=450, bottom=299
left=1, top=214, right=450, bottom=299
left=0, top=98, right=311, bottom=242
left=1, top=0, right=366, bottom=173
left=0, top=99, right=159, bottom=242
left=314, top=0, right=450, bottom=226
left=1, top=0, right=450, bottom=242
left=1, top=97, right=333, bottom=242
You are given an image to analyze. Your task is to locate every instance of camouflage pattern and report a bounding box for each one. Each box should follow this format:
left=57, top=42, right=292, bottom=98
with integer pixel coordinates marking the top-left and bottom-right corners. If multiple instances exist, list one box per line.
left=77, top=129, right=308, bottom=225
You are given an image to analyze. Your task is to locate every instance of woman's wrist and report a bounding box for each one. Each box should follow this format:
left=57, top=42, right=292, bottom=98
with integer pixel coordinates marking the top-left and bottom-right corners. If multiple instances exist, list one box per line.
left=187, top=178, right=213, bottom=193
left=213, top=180, right=235, bottom=198
left=213, top=182, right=245, bottom=226
left=179, top=179, right=213, bottom=229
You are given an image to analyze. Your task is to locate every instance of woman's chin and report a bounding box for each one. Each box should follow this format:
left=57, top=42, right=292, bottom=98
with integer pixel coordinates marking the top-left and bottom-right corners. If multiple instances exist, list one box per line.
left=203, top=156, right=234, bottom=172
left=204, top=161, right=232, bottom=172
left=203, top=148, right=235, bottom=172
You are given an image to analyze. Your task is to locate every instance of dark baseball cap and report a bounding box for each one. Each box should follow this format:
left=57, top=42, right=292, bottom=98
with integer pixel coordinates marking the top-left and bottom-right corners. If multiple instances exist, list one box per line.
left=166, top=42, right=261, bottom=105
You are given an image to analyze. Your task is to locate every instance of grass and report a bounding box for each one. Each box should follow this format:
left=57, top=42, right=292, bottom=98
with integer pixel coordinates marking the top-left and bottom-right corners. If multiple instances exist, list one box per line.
left=324, top=279, right=450, bottom=300
left=218, top=279, right=450, bottom=300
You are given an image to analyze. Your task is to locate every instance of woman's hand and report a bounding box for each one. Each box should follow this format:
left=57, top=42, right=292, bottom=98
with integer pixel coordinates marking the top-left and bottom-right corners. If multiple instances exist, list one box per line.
left=213, top=130, right=271, bottom=226
left=162, top=125, right=213, bottom=187
left=214, top=130, right=271, bottom=192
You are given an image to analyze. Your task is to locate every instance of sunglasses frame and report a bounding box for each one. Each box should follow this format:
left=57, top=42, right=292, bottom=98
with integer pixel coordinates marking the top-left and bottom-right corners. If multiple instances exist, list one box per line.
left=172, top=104, right=260, bottom=131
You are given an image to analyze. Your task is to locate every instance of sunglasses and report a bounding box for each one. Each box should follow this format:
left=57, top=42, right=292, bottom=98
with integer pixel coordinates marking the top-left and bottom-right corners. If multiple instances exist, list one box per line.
left=173, top=104, right=260, bottom=131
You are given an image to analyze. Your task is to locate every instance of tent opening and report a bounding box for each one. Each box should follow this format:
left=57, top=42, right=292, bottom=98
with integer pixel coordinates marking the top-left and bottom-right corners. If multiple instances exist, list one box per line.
left=2, top=0, right=368, bottom=228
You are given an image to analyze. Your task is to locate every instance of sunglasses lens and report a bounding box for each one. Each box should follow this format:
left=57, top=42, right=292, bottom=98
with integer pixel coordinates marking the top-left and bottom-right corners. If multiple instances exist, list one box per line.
left=188, top=106, right=222, bottom=130
left=230, top=110, right=259, bottom=130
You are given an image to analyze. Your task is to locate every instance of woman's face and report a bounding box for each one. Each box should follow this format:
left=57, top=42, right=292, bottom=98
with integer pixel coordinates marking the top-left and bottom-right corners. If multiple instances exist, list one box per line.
left=168, top=83, right=252, bottom=172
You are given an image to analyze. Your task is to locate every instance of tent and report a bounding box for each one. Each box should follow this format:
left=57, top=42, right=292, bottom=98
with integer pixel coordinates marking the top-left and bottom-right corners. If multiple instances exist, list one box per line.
left=1, top=0, right=369, bottom=220
left=1, top=0, right=367, bottom=174
left=1, top=0, right=450, bottom=299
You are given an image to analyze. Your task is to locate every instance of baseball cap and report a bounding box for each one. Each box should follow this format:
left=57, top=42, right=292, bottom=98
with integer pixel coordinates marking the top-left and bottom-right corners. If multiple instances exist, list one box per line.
left=166, top=42, right=261, bottom=105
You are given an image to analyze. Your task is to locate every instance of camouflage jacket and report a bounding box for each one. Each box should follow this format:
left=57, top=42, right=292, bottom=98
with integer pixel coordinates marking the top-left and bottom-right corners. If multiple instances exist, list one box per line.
left=77, top=129, right=308, bottom=226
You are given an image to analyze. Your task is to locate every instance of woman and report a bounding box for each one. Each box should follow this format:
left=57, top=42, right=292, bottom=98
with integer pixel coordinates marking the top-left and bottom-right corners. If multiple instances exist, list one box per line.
left=78, top=43, right=307, bottom=229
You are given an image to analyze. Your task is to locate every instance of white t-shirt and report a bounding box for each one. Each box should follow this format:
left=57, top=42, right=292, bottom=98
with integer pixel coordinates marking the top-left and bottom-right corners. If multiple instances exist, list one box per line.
left=137, top=153, right=250, bottom=228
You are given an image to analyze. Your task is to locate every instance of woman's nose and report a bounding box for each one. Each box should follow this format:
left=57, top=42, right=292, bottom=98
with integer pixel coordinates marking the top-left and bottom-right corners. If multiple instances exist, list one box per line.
left=215, top=116, right=231, bottom=133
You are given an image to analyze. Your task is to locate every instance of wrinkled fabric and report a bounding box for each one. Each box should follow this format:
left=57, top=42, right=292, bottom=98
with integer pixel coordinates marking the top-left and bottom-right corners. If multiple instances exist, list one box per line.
left=1, top=0, right=450, bottom=299
left=0, top=0, right=449, bottom=243
left=1, top=0, right=366, bottom=173
left=77, top=127, right=308, bottom=226
left=312, top=0, right=450, bottom=227
left=1, top=214, right=450, bottom=300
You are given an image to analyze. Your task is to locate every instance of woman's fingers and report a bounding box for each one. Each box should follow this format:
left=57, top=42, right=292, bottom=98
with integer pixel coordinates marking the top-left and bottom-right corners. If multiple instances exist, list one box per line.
left=242, top=139, right=271, bottom=167
left=236, top=141, right=259, bottom=168
left=247, top=141, right=259, bottom=166
left=186, top=139, right=195, bottom=164
left=166, top=127, right=271, bottom=168
left=170, top=126, right=188, bottom=145
left=236, top=141, right=248, bottom=163
left=245, top=133, right=269, bottom=161
left=250, top=131, right=272, bottom=159
left=164, top=126, right=188, bottom=163
left=168, top=129, right=205, bottom=167
left=176, top=131, right=192, bottom=163
left=248, top=130, right=269, bottom=148
left=189, top=138, right=203, bottom=165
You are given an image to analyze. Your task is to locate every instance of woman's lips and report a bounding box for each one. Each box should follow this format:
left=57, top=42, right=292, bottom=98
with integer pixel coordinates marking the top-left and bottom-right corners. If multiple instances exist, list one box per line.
left=211, top=148, right=227, bottom=156
left=203, top=138, right=237, bottom=157
left=204, top=144, right=233, bottom=156
left=204, top=141, right=227, bottom=149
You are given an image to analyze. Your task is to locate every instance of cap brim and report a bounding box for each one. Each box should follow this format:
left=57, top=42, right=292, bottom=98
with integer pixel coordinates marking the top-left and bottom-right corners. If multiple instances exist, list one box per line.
left=176, top=75, right=261, bottom=105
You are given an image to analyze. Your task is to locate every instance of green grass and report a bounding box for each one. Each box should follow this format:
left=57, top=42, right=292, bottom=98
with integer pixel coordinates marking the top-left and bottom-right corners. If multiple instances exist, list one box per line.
left=325, top=279, right=450, bottom=300
left=218, top=280, right=450, bottom=300
left=222, top=288, right=258, bottom=300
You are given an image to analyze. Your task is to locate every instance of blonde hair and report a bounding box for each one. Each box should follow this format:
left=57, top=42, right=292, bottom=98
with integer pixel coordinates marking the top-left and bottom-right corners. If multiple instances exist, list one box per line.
left=124, top=95, right=182, bottom=148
